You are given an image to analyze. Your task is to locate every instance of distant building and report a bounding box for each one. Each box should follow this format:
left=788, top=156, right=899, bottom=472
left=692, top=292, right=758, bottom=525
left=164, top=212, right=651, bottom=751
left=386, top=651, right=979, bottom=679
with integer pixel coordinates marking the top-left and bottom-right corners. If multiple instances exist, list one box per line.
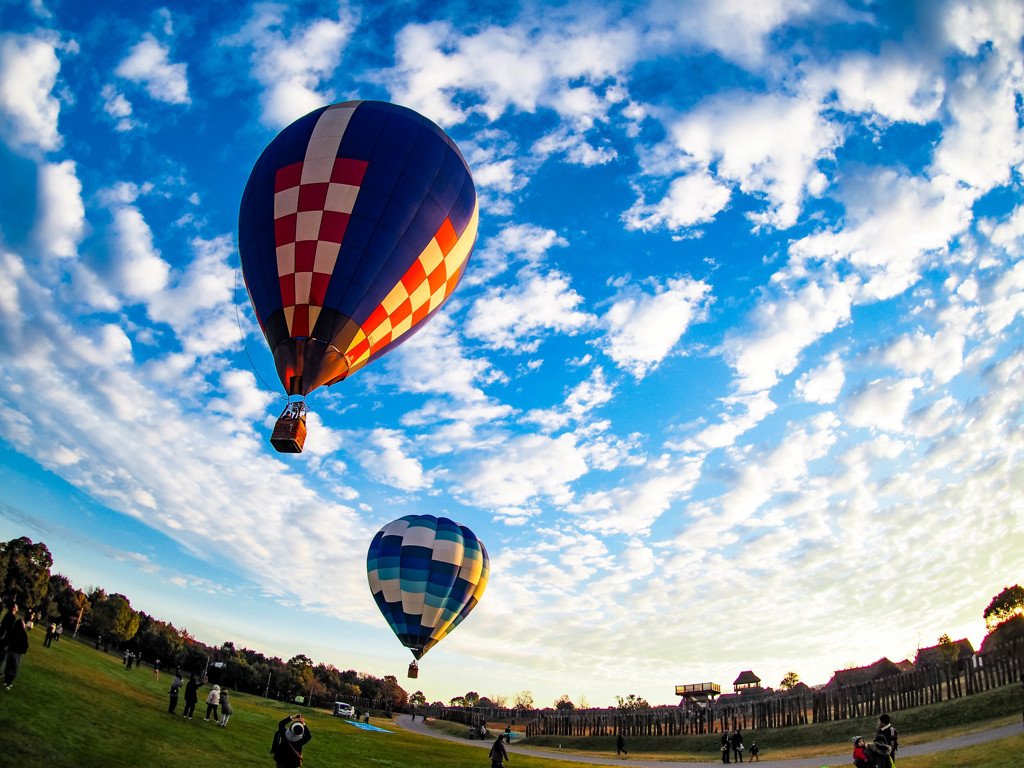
left=914, top=638, right=975, bottom=667
left=733, top=670, right=762, bottom=692
left=827, top=658, right=903, bottom=688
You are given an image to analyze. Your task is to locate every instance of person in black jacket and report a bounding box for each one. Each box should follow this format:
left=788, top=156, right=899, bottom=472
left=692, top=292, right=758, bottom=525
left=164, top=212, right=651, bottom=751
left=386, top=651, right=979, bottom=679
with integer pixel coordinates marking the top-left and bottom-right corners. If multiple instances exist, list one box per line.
left=272, top=714, right=311, bottom=768
left=875, top=715, right=898, bottom=762
left=182, top=676, right=201, bottom=719
left=1, top=602, right=28, bottom=689
left=732, top=729, right=744, bottom=762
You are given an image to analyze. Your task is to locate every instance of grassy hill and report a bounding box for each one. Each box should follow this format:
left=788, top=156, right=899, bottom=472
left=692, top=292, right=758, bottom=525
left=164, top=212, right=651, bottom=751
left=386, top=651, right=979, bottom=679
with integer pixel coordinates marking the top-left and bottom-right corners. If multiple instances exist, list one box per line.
left=0, top=627, right=1020, bottom=767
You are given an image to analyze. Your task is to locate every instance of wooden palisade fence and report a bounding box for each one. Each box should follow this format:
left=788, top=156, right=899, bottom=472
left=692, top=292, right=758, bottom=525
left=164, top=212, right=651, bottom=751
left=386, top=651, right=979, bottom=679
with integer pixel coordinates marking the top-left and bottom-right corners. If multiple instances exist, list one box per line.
left=429, top=637, right=1024, bottom=737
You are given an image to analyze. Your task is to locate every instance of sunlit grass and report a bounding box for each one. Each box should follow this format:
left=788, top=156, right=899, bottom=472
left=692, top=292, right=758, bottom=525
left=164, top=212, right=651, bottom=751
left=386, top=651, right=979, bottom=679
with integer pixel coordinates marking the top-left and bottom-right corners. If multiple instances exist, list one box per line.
left=0, top=629, right=1019, bottom=767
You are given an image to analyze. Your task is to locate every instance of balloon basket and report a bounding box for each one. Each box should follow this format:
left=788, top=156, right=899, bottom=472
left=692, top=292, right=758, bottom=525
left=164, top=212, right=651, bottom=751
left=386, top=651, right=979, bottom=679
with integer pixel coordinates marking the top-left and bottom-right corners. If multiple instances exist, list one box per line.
left=408, top=662, right=419, bottom=679
left=270, top=401, right=309, bottom=453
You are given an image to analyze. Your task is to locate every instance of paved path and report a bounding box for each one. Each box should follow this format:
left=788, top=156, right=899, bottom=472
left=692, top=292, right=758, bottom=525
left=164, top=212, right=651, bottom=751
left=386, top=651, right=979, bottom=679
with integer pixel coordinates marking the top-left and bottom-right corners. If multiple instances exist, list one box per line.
left=392, top=715, right=1021, bottom=767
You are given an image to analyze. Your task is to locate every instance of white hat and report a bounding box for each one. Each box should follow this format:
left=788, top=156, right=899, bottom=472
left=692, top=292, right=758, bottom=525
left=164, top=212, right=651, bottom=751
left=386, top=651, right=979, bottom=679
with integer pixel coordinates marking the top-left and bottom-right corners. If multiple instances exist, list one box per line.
left=285, top=722, right=305, bottom=742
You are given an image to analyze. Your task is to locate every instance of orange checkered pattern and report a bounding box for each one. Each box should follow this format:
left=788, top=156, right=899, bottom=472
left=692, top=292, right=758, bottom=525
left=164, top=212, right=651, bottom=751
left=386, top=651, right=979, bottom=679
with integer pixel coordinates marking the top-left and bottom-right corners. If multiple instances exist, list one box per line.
left=342, top=200, right=480, bottom=372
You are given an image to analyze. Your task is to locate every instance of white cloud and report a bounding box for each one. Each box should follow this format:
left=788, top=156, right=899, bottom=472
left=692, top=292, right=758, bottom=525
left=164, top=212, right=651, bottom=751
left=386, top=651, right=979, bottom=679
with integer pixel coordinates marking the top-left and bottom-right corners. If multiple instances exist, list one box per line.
left=455, top=432, right=589, bottom=512
left=624, top=169, right=732, bottom=232
left=466, top=223, right=568, bottom=286
left=844, top=376, right=923, bottom=431
left=100, top=84, right=138, bottom=132
left=523, top=367, right=615, bottom=432
left=0, top=32, right=64, bottom=154
left=384, top=20, right=639, bottom=126
left=114, top=33, right=190, bottom=105
left=103, top=192, right=171, bottom=300
left=466, top=270, right=593, bottom=352
left=722, top=277, right=854, bottom=394
left=34, top=160, right=85, bottom=261
left=355, top=428, right=430, bottom=491
left=820, top=51, right=944, bottom=124
left=601, top=276, right=711, bottom=378
left=795, top=353, right=845, bottom=404
left=222, top=6, right=356, bottom=128
left=666, top=92, right=842, bottom=229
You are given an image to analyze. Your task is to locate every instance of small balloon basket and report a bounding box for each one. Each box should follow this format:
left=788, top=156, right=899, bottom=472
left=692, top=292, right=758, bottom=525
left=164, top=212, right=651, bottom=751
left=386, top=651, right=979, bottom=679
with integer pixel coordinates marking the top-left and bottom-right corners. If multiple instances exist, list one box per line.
left=408, top=661, right=419, bottom=679
left=270, top=401, right=309, bottom=453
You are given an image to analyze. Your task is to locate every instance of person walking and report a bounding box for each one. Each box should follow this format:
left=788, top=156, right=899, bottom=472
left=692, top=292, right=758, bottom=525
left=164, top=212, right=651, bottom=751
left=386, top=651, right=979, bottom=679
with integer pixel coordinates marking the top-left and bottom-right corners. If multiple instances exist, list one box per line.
left=182, top=676, right=201, bottom=719
left=732, top=728, right=744, bottom=762
left=204, top=684, right=221, bottom=721
left=616, top=731, right=627, bottom=756
left=272, top=714, right=311, bottom=768
left=54, top=623, right=63, bottom=643
left=218, top=689, right=233, bottom=727
left=876, top=714, right=898, bottom=763
left=748, top=740, right=759, bottom=761
left=44, top=623, right=55, bottom=648
left=168, top=671, right=183, bottom=714
left=488, top=733, right=510, bottom=768
left=1, top=604, right=29, bottom=690
left=152, top=659, right=161, bottom=681
left=720, top=731, right=731, bottom=763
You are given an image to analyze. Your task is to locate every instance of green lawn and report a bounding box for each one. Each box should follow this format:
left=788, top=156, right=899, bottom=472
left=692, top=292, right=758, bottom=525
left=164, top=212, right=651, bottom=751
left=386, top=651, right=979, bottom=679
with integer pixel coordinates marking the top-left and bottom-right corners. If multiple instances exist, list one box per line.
left=0, top=628, right=1020, bottom=767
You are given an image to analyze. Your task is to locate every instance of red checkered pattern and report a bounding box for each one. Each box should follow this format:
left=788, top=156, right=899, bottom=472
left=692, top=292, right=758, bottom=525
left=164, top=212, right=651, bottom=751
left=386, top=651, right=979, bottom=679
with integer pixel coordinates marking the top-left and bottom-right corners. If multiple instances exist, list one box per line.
left=272, top=103, right=365, bottom=338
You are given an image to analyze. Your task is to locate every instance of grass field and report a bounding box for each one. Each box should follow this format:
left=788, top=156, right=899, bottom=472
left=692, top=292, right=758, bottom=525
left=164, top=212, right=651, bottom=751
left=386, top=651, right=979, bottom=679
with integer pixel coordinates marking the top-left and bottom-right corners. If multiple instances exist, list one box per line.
left=0, top=628, right=1020, bottom=767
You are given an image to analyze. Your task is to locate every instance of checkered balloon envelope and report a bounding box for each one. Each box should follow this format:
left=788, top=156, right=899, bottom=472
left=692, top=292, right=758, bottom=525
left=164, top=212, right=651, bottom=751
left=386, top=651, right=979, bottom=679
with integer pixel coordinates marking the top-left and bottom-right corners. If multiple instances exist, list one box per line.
left=239, top=101, right=478, bottom=450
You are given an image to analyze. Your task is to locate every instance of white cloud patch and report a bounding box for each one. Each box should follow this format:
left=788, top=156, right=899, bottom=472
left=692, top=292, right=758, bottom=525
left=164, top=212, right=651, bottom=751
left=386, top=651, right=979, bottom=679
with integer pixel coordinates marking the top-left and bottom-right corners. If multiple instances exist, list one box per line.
left=624, top=168, right=732, bottom=232
left=221, top=5, right=356, bottom=128
left=601, top=276, right=711, bottom=379
left=100, top=83, right=138, bottom=131
left=114, top=33, right=190, bottom=105
left=795, top=353, right=846, bottom=404
left=0, top=32, right=65, bottom=154
left=34, top=160, right=85, bottom=261
left=844, top=376, right=923, bottom=432
left=466, top=270, right=593, bottom=352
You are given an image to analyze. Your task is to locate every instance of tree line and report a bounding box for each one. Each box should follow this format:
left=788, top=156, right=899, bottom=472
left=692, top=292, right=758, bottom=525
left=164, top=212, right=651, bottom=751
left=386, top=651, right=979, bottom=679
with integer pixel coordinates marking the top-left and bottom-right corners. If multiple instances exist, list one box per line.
left=0, top=536, right=418, bottom=711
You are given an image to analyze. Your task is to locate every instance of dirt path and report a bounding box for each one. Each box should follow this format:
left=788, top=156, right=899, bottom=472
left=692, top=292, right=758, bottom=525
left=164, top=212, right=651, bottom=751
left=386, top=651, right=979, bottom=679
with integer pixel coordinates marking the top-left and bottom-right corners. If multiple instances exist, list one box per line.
left=392, top=714, right=1022, bottom=767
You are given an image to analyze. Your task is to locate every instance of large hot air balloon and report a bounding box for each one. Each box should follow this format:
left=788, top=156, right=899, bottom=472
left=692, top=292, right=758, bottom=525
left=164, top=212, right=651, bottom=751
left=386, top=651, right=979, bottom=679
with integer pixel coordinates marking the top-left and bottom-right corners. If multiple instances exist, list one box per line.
left=366, top=514, right=488, bottom=676
left=238, top=101, right=479, bottom=452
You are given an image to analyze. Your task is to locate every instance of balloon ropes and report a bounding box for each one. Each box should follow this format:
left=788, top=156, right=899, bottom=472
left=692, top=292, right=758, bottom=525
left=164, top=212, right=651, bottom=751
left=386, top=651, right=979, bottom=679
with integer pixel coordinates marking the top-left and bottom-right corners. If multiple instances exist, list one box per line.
left=366, top=514, right=488, bottom=676
left=238, top=101, right=479, bottom=452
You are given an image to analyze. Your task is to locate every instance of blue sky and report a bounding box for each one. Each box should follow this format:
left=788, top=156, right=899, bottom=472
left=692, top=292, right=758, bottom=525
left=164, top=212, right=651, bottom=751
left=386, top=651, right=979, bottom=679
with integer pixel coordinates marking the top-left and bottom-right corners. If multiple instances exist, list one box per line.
left=1, top=0, right=1023, bottom=708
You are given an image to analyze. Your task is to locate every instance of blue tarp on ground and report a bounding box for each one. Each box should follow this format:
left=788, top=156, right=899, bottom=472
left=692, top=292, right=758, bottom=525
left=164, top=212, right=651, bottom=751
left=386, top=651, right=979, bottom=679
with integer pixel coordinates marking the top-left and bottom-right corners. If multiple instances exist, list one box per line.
left=345, top=720, right=394, bottom=733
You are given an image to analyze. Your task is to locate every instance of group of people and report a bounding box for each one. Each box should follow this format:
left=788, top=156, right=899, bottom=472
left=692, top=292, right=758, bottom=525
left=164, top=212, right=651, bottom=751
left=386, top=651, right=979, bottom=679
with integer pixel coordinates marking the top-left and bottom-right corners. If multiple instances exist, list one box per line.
left=720, top=729, right=757, bottom=762
left=852, top=714, right=899, bottom=768
left=43, top=621, right=64, bottom=647
left=167, top=670, right=233, bottom=727
left=0, top=598, right=29, bottom=689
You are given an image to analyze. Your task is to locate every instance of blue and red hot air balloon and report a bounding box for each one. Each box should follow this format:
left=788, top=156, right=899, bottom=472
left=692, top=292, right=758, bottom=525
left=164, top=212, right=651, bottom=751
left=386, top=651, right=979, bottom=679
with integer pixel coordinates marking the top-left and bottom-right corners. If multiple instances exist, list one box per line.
left=366, top=514, right=488, bottom=676
left=238, top=101, right=479, bottom=451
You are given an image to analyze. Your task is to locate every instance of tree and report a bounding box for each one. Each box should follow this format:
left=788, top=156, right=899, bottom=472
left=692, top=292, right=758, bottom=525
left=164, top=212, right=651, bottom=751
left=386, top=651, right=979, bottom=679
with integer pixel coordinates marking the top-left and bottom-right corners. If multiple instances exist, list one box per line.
left=577, top=694, right=590, bottom=709
left=90, top=593, right=140, bottom=645
left=490, top=693, right=509, bottom=708
left=937, top=633, right=960, bottom=664
left=450, top=695, right=468, bottom=707
left=464, top=691, right=480, bottom=707
left=513, top=690, right=534, bottom=710
left=779, top=671, right=800, bottom=690
left=554, top=694, right=575, bottom=711
left=0, top=536, right=53, bottom=610
left=410, top=690, right=427, bottom=706
left=984, top=585, right=1024, bottom=630
left=615, top=694, right=651, bottom=710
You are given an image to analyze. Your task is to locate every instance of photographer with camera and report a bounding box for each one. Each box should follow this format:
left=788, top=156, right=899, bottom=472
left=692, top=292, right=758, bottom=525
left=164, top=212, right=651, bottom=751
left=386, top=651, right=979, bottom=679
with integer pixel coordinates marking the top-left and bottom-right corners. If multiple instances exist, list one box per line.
left=271, top=713, right=311, bottom=767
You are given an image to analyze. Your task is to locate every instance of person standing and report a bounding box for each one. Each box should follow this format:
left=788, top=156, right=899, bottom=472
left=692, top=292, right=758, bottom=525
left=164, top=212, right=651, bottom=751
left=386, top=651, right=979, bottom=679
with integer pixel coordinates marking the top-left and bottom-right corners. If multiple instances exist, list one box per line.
left=54, top=623, right=63, bottom=643
left=876, top=714, right=898, bottom=763
left=218, top=689, right=233, bottom=727
left=488, top=733, right=510, bottom=768
left=272, top=714, right=311, bottom=768
left=616, top=731, right=627, bottom=756
left=44, top=623, right=55, bottom=648
left=204, top=684, right=221, bottom=721
left=732, top=728, right=744, bottom=763
left=182, top=676, right=200, bottom=719
left=748, top=740, right=759, bottom=761
left=1, top=604, right=29, bottom=690
left=168, top=671, right=183, bottom=714
left=153, top=659, right=161, bottom=681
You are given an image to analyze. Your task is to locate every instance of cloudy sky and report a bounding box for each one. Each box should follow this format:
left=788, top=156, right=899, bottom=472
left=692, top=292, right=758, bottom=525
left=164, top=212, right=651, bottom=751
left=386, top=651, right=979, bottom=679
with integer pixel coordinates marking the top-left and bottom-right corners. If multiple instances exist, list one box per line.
left=1, top=0, right=1023, bottom=708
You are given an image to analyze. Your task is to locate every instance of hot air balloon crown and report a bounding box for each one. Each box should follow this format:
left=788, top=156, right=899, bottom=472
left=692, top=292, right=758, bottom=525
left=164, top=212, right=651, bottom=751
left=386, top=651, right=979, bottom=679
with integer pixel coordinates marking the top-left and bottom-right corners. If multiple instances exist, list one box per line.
left=239, top=101, right=479, bottom=452
left=366, top=514, right=489, bottom=662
